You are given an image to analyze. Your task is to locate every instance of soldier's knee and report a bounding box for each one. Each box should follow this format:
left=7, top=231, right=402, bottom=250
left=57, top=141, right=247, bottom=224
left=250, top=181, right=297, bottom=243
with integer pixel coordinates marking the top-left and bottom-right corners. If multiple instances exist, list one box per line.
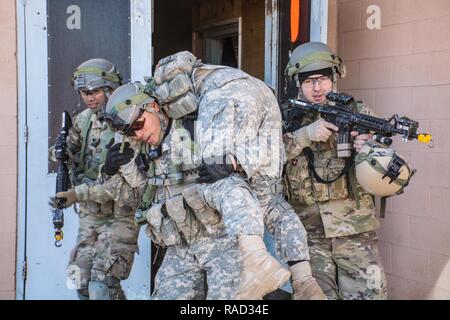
left=88, top=277, right=126, bottom=300
left=88, top=281, right=110, bottom=300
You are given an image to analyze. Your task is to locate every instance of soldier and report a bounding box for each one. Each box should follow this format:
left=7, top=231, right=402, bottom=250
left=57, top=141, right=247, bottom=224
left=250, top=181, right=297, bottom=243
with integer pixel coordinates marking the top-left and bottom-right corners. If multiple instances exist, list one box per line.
left=49, top=59, right=144, bottom=300
left=150, top=51, right=325, bottom=299
left=283, top=42, right=388, bottom=299
left=103, top=82, right=244, bottom=299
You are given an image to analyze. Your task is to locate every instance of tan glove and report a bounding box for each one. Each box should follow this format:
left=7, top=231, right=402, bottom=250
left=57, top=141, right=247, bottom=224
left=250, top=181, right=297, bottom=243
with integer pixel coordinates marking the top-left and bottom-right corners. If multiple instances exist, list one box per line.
left=305, top=118, right=339, bottom=142
left=56, top=189, right=78, bottom=208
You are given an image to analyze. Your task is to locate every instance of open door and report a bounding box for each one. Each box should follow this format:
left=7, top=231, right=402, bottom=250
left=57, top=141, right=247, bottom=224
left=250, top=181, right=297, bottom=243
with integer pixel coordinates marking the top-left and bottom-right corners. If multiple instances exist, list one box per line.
left=17, top=0, right=152, bottom=299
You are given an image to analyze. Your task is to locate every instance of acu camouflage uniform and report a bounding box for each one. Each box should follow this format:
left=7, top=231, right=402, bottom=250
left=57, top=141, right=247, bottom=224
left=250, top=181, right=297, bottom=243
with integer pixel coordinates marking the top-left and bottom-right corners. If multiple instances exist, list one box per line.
left=284, top=101, right=388, bottom=300
left=194, top=65, right=310, bottom=263
left=52, top=109, right=144, bottom=298
left=130, top=120, right=242, bottom=300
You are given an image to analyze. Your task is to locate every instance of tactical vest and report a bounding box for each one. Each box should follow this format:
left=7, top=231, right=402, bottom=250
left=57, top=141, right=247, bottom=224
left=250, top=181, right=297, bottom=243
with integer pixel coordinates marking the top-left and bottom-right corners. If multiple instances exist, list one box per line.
left=137, top=119, right=222, bottom=248
left=70, top=109, right=115, bottom=215
left=285, top=101, right=379, bottom=238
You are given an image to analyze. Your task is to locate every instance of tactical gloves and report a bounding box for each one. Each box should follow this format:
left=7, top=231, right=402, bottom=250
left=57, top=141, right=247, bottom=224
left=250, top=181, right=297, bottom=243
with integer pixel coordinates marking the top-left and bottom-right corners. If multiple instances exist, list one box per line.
left=53, top=189, right=77, bottom=208
left=196, top=154, right=236, bottom=184
left=305, top=118, right=338, bottom=142
left=103, top=142, right=134, bottom=176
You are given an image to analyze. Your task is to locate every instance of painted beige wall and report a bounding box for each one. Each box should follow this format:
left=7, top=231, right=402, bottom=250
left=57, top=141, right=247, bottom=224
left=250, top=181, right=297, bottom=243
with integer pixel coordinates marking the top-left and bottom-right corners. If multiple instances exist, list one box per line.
left=335, top=0, right=450, bottom=299
left=0, top=0, right=17, bottom=300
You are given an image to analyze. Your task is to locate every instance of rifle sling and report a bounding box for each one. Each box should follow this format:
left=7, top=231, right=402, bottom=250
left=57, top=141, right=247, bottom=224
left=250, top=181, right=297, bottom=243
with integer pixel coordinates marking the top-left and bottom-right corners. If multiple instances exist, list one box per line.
left=302, top=147, right=354, bottom=184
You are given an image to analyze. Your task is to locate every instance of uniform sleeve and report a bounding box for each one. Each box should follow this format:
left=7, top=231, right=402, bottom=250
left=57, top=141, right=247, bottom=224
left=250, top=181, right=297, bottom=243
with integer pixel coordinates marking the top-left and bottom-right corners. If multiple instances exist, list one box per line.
left=283, top=126, right=312, bottom=161
left=75, top=165, right=147, bottom=208
left=74, top=144, right=148, bottom=208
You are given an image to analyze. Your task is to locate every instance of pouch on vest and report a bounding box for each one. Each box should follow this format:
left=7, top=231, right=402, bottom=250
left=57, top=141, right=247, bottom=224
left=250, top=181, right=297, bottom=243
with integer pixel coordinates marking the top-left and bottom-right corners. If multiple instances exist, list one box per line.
left=312, top=160, right=349, bottom=202
left=163, top=91, right=198, bottom=119
left=181, top=184, right=220, bottom=235
left=285, top=156, right=315, bottom=207
left=145, top=202, right=181, bottom=247
left=156, top=73, right=193, bottom=103
left=165, top=194, right=199, bottom=243
left=154, top=51, right=197, bottom=84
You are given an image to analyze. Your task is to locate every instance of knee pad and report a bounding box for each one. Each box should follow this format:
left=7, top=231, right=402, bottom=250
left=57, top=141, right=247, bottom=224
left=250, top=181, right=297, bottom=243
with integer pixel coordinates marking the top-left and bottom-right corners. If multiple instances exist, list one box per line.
left=88, top=278, right=126, bottom=300
left=88, top=281, right=110, bottom=300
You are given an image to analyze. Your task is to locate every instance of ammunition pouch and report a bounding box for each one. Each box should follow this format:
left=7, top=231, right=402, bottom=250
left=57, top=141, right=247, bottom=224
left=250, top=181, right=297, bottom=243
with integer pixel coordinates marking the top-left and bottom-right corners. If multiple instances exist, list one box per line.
left=162, top=91, right=198, bottom=119
left=154, top=51, right=197, bottom=84
left=182, top=184, right=220, bottom=235
left=285, top=156, right=348, bottom=207
left=165, top=194, right=200, bottom=243
left=145, top=202, right=181, bottom=247
left=155, top=73, right=193, bottom=103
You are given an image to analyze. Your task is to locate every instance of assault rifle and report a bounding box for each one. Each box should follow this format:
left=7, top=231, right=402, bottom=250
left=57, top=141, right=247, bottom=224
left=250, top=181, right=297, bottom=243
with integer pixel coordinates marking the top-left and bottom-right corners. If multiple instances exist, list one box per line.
left=52, top=111, right=72, bottom=247
left=284, top=92, right=432, bottom=157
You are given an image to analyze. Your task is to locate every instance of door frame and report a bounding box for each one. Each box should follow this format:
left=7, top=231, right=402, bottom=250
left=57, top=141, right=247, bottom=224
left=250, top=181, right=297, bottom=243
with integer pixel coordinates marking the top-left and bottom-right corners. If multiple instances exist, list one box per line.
left=16, top=0, right=153, bottom=299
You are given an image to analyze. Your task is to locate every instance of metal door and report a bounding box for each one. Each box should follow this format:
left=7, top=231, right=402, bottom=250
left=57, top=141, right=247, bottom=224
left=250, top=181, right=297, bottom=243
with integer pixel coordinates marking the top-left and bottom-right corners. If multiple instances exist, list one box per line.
left=16, top=0, right=152, bottom=299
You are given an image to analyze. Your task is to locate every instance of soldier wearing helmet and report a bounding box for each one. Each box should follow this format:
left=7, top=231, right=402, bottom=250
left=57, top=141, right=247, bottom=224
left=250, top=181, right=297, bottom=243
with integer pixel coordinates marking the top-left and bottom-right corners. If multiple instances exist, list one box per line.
left=49, top=59, right=144, bottom=300
left=134, top=51, right=325, bottom=300
left=283, top=42, right=389, bottom=300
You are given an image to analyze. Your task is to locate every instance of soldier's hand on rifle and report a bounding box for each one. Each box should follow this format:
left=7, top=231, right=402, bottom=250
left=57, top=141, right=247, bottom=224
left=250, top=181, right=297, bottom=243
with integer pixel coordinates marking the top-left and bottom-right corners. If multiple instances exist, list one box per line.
left=306, top=119, right=339, bottom=142
left=351, top=131, right=373, bottom=151
left=55, top=189, right=77, bottom=208
left=103, top=142, right=134, bottom=176
left=196, top=154, right=236, bottom=184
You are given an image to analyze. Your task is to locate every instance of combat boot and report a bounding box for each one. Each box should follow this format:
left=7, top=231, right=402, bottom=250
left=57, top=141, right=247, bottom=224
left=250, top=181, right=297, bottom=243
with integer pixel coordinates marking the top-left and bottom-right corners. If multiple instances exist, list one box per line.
left=290, top=261, right=327, bottom=300
left=235, top=235, right=291, bottom=300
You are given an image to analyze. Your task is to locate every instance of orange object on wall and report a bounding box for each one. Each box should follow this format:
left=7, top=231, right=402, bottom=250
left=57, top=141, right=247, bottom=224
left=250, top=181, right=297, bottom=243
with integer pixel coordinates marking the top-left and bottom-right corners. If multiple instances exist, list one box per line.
left=290, top=0, right=300, bottom=43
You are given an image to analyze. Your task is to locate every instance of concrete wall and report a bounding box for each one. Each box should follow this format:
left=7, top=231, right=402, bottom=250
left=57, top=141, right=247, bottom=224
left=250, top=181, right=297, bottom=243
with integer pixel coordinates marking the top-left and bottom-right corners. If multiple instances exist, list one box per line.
left=0, top=0, right=17, bottom=300
left=336, top=0, right=450, bottom=299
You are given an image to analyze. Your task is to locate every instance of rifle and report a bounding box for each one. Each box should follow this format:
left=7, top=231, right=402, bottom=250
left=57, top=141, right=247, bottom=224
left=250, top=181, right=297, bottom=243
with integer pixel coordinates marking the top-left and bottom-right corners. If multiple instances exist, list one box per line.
left=52, top=111, right=72, bottom=247
left=285, top=92, right=433, bottom=158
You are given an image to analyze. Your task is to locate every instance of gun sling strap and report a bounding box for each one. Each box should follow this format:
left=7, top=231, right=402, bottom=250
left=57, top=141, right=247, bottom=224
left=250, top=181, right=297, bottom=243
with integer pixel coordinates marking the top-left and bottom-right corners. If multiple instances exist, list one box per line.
left=302, top=147, right=354, bottom=184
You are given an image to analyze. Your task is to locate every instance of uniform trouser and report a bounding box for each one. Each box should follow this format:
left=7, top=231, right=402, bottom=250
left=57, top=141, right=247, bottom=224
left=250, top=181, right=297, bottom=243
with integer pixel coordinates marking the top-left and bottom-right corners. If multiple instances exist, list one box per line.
left=151, top=234, right=241, bottom=300
left=67, top=210, right=140, bottom=295
left=201, top=174, right=264, bottom=237
left=251, top=176, right=310, bottom=263
left=297, top=206, right=387, bottom=300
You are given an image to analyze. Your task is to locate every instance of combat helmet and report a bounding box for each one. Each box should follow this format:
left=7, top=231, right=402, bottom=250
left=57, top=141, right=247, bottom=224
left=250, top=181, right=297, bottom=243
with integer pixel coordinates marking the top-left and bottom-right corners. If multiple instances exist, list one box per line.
left=71, top=58, right=122, bottom=91
left=285, top=42, right=346, bottom=83
left=102, top=82, right=155, bottom=135
left=354, top=141, right=415, bottom=197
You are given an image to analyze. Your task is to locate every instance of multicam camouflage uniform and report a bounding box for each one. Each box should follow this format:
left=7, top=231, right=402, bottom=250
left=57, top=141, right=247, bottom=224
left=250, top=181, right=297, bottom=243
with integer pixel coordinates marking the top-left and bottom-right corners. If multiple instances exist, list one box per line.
left=52, top=109, right=144, bottom=299
left=194, top=66, right=310, bottom=262
left=284, top=101, right=388, bottom=299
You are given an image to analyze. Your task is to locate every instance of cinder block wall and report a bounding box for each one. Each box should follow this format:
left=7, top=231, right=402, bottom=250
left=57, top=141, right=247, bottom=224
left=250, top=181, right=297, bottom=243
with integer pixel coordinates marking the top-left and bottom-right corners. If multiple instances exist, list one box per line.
left=336, top=0, right=450, bottom=299
left=0, top=0, right=17, bottom=300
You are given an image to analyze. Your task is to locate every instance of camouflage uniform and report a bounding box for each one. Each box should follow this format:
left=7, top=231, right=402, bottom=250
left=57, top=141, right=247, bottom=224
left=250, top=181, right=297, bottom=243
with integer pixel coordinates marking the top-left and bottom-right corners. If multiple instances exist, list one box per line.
left=195, top=66, right=310, bottom=262
left=284, top=101, right=387, bottom=299
left=51, top=109, right=144, bottom=298
left=135, top=121, right=242, bottom=300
